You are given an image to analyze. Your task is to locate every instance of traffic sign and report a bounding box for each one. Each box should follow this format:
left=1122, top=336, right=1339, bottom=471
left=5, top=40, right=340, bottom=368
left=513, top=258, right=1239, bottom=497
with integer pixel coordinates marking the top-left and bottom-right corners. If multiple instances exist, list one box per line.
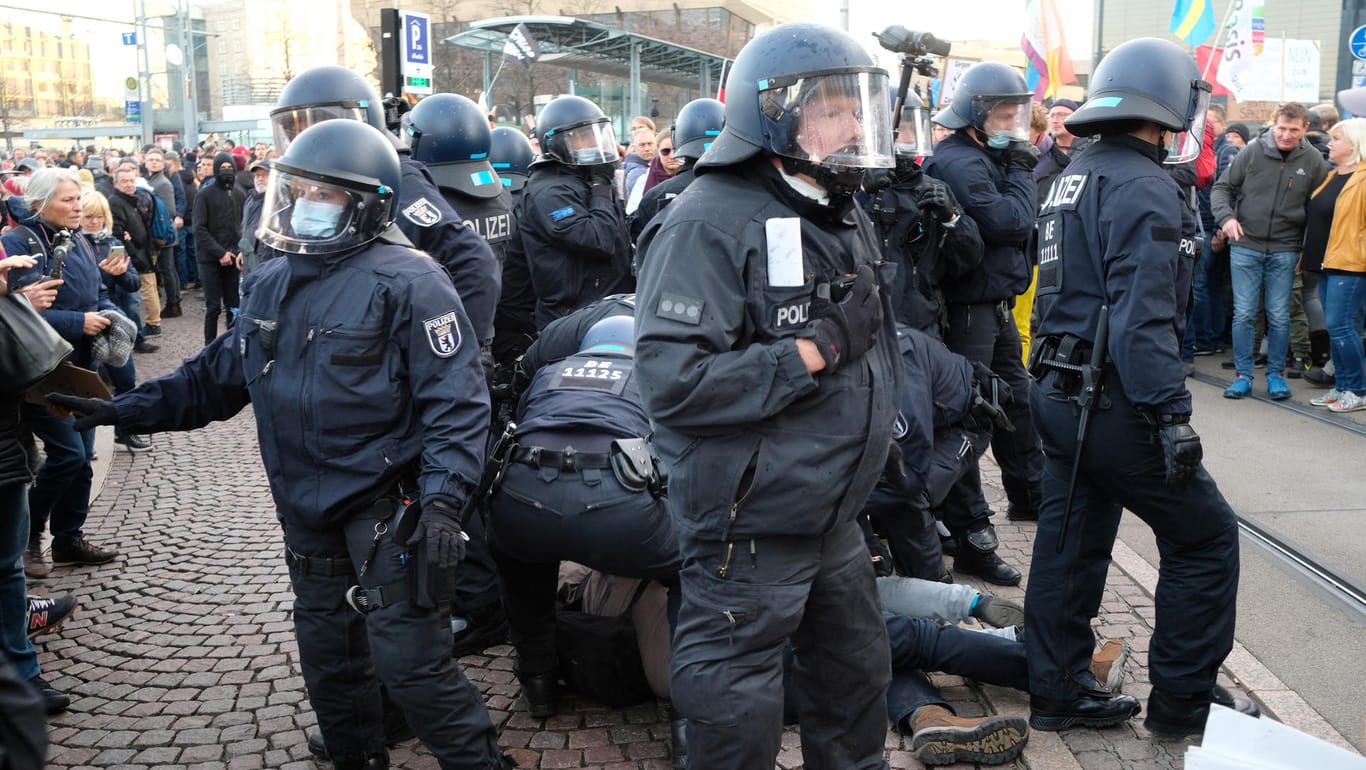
left=1351, top=25, right=1366, bottom=61
left=401, top=11, right=434, bottom=96
left=125, top=100, right=141, bottom=123
left=124, top=77, right=138, bottom=94
left=122, top=32, right=137, bottom=46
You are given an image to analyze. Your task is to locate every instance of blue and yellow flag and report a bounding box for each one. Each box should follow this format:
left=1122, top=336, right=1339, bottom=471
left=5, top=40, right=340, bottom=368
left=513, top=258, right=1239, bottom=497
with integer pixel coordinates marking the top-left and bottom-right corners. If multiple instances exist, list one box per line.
left=1170, top=0, right=1217, bottom=46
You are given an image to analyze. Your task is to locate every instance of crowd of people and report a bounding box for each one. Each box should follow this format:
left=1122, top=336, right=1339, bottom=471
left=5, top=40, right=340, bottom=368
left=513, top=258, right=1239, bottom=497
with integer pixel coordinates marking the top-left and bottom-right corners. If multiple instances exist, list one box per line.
left=2, top=19, right=1364, bottom=770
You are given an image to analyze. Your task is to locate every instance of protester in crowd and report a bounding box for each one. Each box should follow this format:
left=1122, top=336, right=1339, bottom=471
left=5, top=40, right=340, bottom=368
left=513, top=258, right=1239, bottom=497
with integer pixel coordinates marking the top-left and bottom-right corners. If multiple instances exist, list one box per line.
left=626, top=129, right=681, bottom=214
left=1308, top=118, right=1366, bottom=412
left=141, top=147, right=182, bottom=319
left=107, top=164, right=162, bottom=343
left=238, top=159, right=271, bottom=274
left=622, top=128, right=657, bottom=198
left=169, top=150, right=199, bottom=290
left=192, top=153, right=244, bottom=345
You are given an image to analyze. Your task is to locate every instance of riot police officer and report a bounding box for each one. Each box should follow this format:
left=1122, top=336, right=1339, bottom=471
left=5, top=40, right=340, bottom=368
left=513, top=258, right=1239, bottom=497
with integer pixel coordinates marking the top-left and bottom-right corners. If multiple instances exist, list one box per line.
left=507, top=95, right=633, bottom=330
left=634, top=22, right=900, bottom=770
left=490, top=128, right=539, bottom=367
left=407, top=94, right=516, bottom=266
left=270, top=66, right=500, bottom=346
left=922, top=62, right=1042, bottom=583
left=488, top=314, right=679, bottom=720
left=627, top=97, right=724, bottom=244
left=1026, top=37, right=1257, bottom=737
left=51, top=120, right=511, bottom=770
left=489, top=127, right=534, bottom=197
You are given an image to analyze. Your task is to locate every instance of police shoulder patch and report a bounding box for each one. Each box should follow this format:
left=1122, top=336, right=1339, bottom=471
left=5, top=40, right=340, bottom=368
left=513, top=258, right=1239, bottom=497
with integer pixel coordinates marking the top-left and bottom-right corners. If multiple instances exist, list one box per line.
left=550, top=206, right=575, bottom=221
left=423, top=311, right=461, bottom=357
left=403, top=197, right=443, bottom=227
left=655, top=292, right=704, bottom=325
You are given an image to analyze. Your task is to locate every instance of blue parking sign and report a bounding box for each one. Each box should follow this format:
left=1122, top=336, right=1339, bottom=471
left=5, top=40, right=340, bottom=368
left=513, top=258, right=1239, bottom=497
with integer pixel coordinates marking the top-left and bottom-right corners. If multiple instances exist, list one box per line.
left=405, top=14, right=430, bottom=65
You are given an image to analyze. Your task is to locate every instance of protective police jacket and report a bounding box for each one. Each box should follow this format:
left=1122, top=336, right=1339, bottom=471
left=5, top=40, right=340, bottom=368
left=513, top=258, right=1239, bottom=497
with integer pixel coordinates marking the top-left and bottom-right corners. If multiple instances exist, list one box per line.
left=521, top=294, right=637, bottom=375
left=634, top=158, right=901, bottom=542
left=517, top=351, right=650, bottom=440
left=1034, top=135, right=1196, bottom=415
left=435, top=186, right=515, bottom=267
left=113, top=239, right=491, bottom=527
left=922, top=132, right=1036, bottom=304
left=398, top=156, right=501, bottom=345
left=518, top=163, right=634, bottom=329
left=1210, top=130, right=1328, bottom=254
left=886, top=324, right=975, bottom=500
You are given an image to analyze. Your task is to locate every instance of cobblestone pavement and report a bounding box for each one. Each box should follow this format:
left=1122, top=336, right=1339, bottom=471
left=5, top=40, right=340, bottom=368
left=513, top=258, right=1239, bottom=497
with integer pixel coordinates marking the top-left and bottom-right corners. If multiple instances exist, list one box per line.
left=26, top=294, right=1251, bottom=769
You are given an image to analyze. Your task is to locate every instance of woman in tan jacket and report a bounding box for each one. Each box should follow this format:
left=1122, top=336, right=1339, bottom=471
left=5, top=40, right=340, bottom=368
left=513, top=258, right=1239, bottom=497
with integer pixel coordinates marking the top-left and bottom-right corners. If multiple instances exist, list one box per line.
left=1308, top=118, right=1366, bottom=412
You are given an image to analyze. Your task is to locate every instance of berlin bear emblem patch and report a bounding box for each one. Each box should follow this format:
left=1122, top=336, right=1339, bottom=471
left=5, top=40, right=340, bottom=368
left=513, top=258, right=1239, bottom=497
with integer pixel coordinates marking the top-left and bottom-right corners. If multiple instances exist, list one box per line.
left=423, top=311, right=461, bottom=357
left=403, top=197, right=443, bottom=226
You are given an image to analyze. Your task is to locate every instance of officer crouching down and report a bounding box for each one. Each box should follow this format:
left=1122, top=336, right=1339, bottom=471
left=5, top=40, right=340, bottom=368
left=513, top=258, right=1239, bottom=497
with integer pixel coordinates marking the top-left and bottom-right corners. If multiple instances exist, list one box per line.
left=50, top=120, right=513, bottom=770
left=488, top=314, right=681, bottom=721
left=1025, top=37, right=1259, bottom=738
left=634, top=22, right=900, bottom=770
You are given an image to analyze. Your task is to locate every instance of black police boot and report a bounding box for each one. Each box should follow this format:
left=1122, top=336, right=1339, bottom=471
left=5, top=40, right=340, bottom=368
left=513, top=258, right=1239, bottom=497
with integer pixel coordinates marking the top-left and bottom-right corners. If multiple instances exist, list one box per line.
left=952, top=524, right=1021, bottom=586
left=519, top=671, right=559, bottom=719
left=1144, top=684, right=1260, bottom=739
left=668, top=705, right=689, bottom=770
left=306, top=709, right=414, bottom=760
left=330, top=749, right=389, bottom=770
left=1006, top=482, right=1041, bottom=522
left=1029, top=692, right=1142, bottom=732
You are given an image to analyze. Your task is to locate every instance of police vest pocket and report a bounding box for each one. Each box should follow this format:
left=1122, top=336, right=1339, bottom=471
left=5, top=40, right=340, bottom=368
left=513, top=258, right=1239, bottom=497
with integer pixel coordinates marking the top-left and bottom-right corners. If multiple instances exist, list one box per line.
left=762, top=280, right=815, bottom=335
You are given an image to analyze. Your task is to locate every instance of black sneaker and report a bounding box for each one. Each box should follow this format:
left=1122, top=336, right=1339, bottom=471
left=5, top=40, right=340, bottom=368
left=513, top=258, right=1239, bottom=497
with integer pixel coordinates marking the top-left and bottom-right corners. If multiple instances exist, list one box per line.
left=133, top=341, right=160, bottom=354
left=143, top=325, right=162, bottom=337
left=27, top=595, right=78, bottom=639
left=114, top=434, right=152, bottom=452
left=28, top=676, right=70, bottom=714
left=50, top=537, right=119, bottom=567
left=1286, top=356, right=1312, bottom=379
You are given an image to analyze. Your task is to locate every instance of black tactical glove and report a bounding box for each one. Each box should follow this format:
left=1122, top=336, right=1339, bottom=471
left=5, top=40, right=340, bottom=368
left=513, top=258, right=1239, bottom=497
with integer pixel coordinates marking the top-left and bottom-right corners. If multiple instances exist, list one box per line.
left=915, top=181, right=956, bottom=224
left=1156, top=413, right=1202, bottom=490
left=969, top=390, right=1015, bottom=432
left=410, top=498, right=468, bottom=573
left=970, top=360, right=1013, bottom=405
left=808, top=264, right=883, bottom=373
left=46, top=393, right=118, bottom=432
left=1002, top=140, right=1041, bottom=174
left=587, top=165, right=616, bottom=198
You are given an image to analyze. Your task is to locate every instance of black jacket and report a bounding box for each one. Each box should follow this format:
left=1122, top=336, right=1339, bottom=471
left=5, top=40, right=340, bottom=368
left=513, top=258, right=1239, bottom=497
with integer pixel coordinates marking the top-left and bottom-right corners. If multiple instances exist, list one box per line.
left=193, top=178, right=244, bottom=265
left=0, top=393, right=37, bottom=487
left=109, top=188, right=157, bottom=273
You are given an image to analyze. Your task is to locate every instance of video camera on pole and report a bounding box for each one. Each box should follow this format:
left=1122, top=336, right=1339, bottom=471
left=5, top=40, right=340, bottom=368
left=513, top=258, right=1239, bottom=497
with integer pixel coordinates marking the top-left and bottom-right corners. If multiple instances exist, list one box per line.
left=874, top=26, right=951, bottom=140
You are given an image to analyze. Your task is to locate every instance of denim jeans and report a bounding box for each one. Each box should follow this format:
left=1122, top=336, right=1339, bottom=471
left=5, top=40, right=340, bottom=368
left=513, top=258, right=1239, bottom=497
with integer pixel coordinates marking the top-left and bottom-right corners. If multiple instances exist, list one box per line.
left=1190, top=235, right=1227, bottom=350
left=883, top=613, right=1027, bottom=728
left=23, top=405, right=95, bottom=550
left=1323, top=274, right=1366, bottom=395
left=176, top=230, right=199, bottom=286
left=1230, top=246, right=1298, bottom=377
left=0, top=482, right=39, bottom=681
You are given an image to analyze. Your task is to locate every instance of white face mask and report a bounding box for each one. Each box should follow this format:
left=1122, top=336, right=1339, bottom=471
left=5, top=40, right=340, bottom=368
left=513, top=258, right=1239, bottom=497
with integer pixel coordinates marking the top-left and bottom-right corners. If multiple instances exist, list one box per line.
left=290, top=198, right=344, bottom=238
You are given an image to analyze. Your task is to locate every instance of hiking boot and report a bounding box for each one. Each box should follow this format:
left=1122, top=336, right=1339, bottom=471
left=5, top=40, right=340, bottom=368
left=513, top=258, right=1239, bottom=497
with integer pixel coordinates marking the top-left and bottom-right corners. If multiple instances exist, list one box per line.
left=906, top=705, right=1029, bottom=766
left=23, top=543, right=49, bottom=579
left=1266, top=373, right=1291, bottom=400
left=1223, top=376, right=1252, bottom=399
left=1144, top=684, right=1260, bottom=739
left=1089, top=639, right=1131, bottom=693
left=970, top=594, right=1025, bottom=628
left=114, top=434, right=152, bottom=453
left=29, top=676, right=70, bottom=714
left=50, top=537, right=119, bottom=567
left=27, top=594, right=78, bottom=639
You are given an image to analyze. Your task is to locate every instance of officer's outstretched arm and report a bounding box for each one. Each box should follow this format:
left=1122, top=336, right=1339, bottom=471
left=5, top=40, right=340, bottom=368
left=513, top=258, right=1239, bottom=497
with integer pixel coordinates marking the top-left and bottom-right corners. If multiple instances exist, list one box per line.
left=113, top=332, right=252, bottom=435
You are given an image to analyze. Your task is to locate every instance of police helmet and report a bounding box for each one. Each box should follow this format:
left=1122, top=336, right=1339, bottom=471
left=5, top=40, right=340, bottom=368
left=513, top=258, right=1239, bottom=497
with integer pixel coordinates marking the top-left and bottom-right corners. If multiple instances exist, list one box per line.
left=699, top=23, right=894, bottom=198
left=258, top=120, right=400, bottom=256
left=270, top=66, right=387, bottom=153
left=1065, top=38, right=1211, bottom=164
left=932, top=62, right=1031, bottom=146
left=406, top=93, right=503, bottom=199
left=896, top=91, right=935, bottom=157
left=489, top=127, right=535, bottom=193
left=579, top=314, right=635, bottom=357
left=535, top=96, right=620, bottom=167
left=671, top=98, right=725, bottom=160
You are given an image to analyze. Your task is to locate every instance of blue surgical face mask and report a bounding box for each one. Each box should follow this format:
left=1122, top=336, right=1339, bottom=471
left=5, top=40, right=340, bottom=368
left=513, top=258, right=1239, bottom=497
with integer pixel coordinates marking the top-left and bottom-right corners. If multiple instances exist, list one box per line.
left=986, top=133, right=1012, bottom=149
left=290, top=198, right=344, bottom=238
left=574, top=147, right=605, bottom=164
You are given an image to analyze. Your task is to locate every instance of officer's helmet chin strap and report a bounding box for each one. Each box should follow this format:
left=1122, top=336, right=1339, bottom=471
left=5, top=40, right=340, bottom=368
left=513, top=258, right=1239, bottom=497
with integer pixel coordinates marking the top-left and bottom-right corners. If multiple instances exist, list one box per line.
left=777, top=155, right=866, bottom=202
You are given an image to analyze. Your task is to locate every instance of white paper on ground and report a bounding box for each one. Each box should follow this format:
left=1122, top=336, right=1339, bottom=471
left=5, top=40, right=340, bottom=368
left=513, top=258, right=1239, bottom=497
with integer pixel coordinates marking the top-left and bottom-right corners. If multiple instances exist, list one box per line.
left=1186, top=704, right=1366, bottom=769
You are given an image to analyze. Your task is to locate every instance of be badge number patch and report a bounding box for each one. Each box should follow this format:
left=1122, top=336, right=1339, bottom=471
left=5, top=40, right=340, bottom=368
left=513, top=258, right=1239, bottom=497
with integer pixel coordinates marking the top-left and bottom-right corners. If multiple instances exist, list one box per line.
left=424, top=311, right=461, bottom=357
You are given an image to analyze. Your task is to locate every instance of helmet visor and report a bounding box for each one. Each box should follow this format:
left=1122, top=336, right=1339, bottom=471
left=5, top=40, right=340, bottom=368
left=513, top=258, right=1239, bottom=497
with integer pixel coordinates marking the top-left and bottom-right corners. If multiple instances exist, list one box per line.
left=972, top=96, right=1031, bottom=143
left=545, top=120, right=620, bottom=166
left=760, top=69, right=895, bottom=169
left=258, top=166, right=392, bottom=255
left=1163, top=83, right=1212, bottom=165
left=895, top=105, right=935, bottom=158
left=271, top=101, right=369, bottom=153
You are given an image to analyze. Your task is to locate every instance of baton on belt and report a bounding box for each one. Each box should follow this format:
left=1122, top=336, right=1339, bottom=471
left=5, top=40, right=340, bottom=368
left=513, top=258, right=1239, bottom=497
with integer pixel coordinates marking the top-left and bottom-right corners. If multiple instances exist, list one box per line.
left=1056, top=305, right=1109, bottom=554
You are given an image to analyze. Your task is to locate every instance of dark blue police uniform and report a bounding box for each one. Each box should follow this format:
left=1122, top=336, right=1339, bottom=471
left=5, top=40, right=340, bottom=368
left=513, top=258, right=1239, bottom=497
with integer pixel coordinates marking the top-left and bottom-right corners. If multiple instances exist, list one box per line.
left=111, top=240, right=506, bottom=769
left=1026, top=134, right=1239, bottom=701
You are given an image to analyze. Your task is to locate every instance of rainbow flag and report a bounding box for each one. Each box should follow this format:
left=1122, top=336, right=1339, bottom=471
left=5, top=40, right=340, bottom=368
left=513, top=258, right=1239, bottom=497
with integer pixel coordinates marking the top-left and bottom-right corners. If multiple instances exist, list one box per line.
left=1170, top=0, right=1217, bottom=47
left=1022, top=0, right=1077, bottom=99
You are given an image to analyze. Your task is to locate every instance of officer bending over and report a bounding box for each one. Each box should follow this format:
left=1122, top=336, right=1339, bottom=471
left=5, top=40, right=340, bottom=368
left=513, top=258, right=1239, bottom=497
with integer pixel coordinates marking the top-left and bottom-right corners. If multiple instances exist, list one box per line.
left=52, top=121, right=512, bottom=770
left=1026, top=37, right=1258, bottom=737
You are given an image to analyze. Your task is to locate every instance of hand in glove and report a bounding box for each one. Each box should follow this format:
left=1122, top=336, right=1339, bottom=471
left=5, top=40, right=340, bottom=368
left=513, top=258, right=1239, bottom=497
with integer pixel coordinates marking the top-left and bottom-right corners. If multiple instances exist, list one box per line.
left=969, top=390, right=1015, bottom=432
left=808, top=264, right=884, bottom=373
left=410, top=498, right=469, bottom=572
left=915, top=182, right=956, bottom=224
left=1002, top=140, right=1041, bottom=174
left=46, top=393, right=118, bottom=432
left=587, top=165, right=616, bottom=197
left=970, top=360, right=1013, bottom=405
left=1156, top=414, right=1202, bottom=490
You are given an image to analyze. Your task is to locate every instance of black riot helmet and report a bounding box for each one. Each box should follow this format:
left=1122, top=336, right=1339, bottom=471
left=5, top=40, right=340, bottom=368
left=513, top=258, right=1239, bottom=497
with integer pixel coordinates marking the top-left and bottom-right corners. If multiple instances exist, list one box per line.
left=489, top=127, right=535, bottom=193
left=258, top=120, right=400, bottom=256
left=699, top=22, right=895, bottom=199
left=271, top=66, right=387, bottom=153
left=932, top=62, right=1031, bottom=148
left=896, top=91, right=935, bottom=158
left=406, top=93, right=502, bottom=199
left=535, top=95, right=620, bottom=167
left=1065, top=37, right=1212, bottom=164
left=671, top=98, right=725, bottom=161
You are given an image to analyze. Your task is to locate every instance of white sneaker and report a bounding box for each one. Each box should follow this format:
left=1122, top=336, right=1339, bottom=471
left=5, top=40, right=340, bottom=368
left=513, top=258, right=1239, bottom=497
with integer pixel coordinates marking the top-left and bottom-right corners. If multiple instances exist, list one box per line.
left=1310, top=388, right=1342, bottom=407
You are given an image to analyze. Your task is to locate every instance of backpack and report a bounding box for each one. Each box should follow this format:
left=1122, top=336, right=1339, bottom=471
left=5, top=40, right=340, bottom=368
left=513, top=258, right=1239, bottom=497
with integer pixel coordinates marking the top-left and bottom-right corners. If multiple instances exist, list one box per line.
left=146, top=194, right=177, bottom=247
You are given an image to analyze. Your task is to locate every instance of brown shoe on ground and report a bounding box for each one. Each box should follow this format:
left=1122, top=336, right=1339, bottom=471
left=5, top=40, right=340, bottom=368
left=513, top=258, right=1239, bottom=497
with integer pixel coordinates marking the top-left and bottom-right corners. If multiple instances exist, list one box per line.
left=50, top=537, right=119, bottom=567
left=908, top=705, right=1029, bottom=766
left=23, top=543, right=50, bottom=579
left=1090, top=639, right=1132, bottom=693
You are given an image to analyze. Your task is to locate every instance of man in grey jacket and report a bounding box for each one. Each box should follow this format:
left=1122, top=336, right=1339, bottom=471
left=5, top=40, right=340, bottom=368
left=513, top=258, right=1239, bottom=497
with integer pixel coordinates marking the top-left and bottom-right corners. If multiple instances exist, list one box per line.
left=142, top=147, right=183, bottom=318
left=1211, top=102, right=1327, bottom=400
